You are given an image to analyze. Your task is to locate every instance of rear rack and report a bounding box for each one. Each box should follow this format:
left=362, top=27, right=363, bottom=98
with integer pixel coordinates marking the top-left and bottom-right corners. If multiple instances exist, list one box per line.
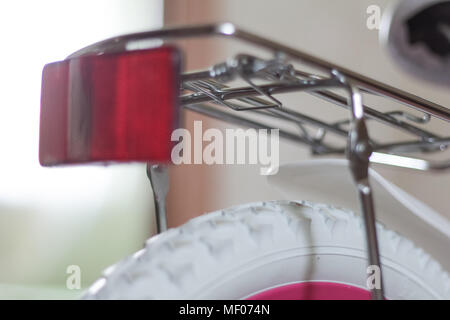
left=66, top=23, right=450, bottom=300
left=69, top=23, right=450, bottom=171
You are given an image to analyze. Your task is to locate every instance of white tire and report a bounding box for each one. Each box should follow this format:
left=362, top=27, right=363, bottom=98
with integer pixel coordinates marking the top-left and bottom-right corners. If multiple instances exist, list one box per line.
left=83, top=200, right=450, bottom=300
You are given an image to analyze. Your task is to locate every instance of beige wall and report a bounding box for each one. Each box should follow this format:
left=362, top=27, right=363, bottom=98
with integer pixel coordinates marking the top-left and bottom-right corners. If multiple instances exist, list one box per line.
left=164, top=0, right=227, bottom=227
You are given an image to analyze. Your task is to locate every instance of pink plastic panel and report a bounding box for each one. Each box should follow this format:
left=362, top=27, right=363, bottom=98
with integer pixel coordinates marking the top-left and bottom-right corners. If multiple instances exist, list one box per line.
left=39, top=46, right=181, bottom=166
left=246, top=282, right=371, bottom=300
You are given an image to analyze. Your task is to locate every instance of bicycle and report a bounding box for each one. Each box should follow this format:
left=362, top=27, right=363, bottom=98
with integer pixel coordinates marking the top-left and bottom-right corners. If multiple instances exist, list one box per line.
left=38, top=1, right=450, bottom=300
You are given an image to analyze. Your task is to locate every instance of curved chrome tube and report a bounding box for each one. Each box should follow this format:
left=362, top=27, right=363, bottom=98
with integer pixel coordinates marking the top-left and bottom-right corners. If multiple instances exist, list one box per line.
left=68, top=22, right=450, bottom=122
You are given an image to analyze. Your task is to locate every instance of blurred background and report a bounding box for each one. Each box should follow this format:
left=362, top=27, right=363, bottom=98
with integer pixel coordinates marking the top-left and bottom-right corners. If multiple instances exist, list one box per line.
left=0, top=0, right=448, bottom=299
left=0, top=0, right=162, bottom=299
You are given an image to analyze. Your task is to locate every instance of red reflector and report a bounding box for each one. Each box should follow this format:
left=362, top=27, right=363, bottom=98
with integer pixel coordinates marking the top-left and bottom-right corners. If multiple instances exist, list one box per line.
left=39, top=46, right=181, bottom=166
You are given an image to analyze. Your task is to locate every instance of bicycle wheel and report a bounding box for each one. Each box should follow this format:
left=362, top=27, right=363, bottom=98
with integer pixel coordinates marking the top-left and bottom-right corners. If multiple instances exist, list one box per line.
left=83, top=200, right=449, bottom=300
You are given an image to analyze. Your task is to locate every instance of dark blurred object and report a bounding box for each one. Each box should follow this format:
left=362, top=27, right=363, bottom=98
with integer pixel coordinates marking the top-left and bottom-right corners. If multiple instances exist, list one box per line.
left=381, top=0, right=450, bottom=86
left=407, top=1, right=450, bottom=58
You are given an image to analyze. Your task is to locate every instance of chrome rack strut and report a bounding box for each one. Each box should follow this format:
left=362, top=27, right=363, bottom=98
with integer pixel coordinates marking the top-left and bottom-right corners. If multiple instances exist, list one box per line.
left=336, top=70, right=385, bottom=299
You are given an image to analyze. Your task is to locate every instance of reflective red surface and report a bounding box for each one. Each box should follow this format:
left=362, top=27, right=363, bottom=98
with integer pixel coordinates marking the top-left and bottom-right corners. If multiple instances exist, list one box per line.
left=39, top=46, right=181, bottom=166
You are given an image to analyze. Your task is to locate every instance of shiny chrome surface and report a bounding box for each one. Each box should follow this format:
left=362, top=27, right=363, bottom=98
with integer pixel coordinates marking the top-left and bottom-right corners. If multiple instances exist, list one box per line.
left=147, top=164, right=169, bottom=233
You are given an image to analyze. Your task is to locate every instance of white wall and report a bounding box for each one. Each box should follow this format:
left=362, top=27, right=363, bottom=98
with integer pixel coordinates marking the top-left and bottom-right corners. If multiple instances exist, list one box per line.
left=0, top=0, right=162, bottom=297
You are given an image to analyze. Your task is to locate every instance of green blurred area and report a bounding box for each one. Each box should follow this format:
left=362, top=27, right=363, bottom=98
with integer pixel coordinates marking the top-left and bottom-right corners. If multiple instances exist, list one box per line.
left=0, top=284, right=84, bottom=300
left=0, top=164, right=155, bottom=299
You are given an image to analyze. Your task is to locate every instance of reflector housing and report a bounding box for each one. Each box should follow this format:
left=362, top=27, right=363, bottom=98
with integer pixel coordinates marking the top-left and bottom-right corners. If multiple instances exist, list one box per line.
left=39, top=46, right=181, bottom=166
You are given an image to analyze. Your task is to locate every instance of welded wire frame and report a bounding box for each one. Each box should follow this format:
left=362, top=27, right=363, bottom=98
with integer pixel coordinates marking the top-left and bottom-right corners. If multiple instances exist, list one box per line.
left=180, top=57, right=450, bottom=171
left=67, top=23, right=450, bottom=173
